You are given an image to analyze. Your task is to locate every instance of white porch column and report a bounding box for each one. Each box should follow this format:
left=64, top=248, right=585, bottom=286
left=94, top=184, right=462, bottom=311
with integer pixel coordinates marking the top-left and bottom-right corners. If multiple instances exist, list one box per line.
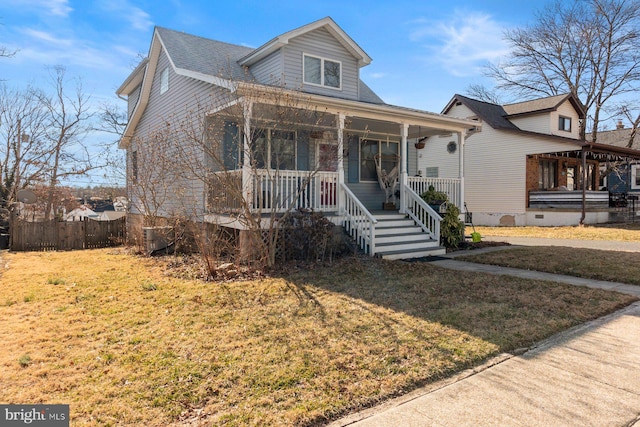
left=399, top=123, right=409, bottom=213
left=337, top=113, right=346, bottom=215
left=458, top=131, right=465, bottom=211
left=242, top=101, right=253, bottom=209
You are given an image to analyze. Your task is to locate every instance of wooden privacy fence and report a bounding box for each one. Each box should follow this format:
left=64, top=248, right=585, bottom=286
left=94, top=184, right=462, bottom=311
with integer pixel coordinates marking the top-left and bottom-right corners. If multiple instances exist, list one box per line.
left=11, top=217, right=126, bottom=251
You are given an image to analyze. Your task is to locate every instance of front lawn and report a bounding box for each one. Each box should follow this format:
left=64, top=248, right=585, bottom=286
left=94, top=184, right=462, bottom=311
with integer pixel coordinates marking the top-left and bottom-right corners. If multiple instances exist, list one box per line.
left=0, top=249, right=635, bottom=426
left=474, top=223, right=640, bottom=241
left=460, top=246, right=640, bottom=286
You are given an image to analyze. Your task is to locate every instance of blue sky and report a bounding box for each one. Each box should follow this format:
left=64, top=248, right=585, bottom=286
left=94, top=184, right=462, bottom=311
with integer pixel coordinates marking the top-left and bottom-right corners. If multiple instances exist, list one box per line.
left=0, top=0, right=543, bottom=185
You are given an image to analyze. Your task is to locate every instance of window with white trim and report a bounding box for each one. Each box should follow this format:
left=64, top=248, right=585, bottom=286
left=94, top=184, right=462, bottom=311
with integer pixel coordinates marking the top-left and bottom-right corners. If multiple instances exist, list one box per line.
left=632, top=164, right=640, bottom=190
left=303, top=54, right=341, bottom=89
left=160, top=67, right=169, bottom=94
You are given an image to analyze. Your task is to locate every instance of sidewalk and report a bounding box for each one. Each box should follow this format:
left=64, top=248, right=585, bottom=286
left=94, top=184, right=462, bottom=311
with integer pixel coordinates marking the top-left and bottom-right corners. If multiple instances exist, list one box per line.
left=330, top=239, right=640, bottom=427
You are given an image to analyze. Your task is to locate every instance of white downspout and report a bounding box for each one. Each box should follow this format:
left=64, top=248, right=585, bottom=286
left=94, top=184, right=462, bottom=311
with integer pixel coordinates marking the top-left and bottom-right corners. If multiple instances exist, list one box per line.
left=458, top=130, right=465, bottom=211
left=337, top=113, right=346, bottom=215
left=400, top=123, right=409, bottom=214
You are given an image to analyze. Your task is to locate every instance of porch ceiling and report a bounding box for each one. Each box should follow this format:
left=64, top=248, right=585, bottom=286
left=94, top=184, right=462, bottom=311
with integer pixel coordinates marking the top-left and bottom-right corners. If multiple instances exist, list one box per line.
left=346, top=117, right=456, bottom=140
left=537, top=144, right=640, bottom=163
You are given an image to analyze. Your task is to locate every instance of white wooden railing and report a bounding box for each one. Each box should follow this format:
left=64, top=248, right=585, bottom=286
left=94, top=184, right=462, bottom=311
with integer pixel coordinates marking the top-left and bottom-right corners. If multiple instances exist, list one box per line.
left=342, top=183, right=378, bottom=255
left=208, top=169, right=338, bottom=213
left=403, top=184, right=441, bottom=242
left=408, top=177, right=462, bottom=209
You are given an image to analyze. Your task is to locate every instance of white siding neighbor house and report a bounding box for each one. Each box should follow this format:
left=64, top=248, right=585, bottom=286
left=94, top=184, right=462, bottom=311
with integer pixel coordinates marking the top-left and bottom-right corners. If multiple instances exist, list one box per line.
left=422, top=94, right=640, bottom=226
left=117, top=17, right=479, bottom=259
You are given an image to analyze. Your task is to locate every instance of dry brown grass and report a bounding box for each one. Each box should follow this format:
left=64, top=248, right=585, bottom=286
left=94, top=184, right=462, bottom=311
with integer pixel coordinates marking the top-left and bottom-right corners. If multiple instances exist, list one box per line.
left=461, top=246, right=640, bottom=286
left=475, top=223, right=640, bottom=241
left=0, top=249, right=635, bottom=426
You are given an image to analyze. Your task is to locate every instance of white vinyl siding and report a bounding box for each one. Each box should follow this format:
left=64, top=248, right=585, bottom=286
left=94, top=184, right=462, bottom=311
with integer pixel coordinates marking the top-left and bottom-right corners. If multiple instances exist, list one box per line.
left=249, top=50, right=284, bottom=85
left=509, top=113, right=550, bottom=134
left=129, top=47, right=220, bottom=217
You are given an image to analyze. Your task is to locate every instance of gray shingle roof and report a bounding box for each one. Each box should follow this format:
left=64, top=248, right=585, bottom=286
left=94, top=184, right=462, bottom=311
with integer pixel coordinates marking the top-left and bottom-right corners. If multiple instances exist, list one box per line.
left=156, top=27, right=255, bottom=81
left=155, top=26, right=383, bottom=103
left=359, top=81, right=384, bottom=104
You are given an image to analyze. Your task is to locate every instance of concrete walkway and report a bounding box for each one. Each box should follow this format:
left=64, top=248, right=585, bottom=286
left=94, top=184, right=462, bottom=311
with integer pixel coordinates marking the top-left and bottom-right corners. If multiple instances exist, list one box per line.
left=330, top=238, right=640, bottom=427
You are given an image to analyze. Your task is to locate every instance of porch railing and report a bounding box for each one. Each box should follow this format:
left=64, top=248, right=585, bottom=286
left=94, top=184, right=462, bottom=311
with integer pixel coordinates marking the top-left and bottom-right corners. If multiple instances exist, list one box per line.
left=403, top=184, right=441, bottom=242
left=408, top=177, right=462, bottom=209
left=207, top=169, right=338, bottom=214
left=342, top=183, right=377, bottom=255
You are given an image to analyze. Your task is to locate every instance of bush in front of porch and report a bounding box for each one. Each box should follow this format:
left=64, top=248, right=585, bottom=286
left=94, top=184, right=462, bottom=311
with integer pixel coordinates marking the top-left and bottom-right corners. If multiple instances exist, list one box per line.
left=420, top=186, right=464, bottom=249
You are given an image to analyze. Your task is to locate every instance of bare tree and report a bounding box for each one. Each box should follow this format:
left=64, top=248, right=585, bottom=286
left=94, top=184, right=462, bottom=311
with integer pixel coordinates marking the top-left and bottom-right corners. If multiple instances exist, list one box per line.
left=126, top=71, right=339, bottom=269
left=484, top=0, right=640, bottom=140
left=38, top=66, right=95, bottom=219
left=0, top=84, right=50, bottom=228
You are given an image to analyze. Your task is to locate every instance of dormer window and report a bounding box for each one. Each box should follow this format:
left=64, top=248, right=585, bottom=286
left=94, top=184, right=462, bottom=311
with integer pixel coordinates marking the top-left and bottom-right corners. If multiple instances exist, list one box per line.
left=303, top=54, right=341, bottom=89
left=558, top=116, right=571, bottom=132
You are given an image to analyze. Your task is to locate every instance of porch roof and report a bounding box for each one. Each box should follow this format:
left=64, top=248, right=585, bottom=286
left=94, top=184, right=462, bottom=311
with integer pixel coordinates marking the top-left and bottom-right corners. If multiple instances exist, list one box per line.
left=237, top=83, right=480, bottom=138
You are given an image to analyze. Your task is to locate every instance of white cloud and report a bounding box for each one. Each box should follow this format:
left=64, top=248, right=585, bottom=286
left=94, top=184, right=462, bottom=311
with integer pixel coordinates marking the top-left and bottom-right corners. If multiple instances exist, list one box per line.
left=1, top=0, right=72, bottom=17
left=96, top=0, right=153, bottom=32
left=367, top=72, right=387, bottom=79
left=20, top=28, right=73, bottom=47
left=409, top=10, right=510, bottom=77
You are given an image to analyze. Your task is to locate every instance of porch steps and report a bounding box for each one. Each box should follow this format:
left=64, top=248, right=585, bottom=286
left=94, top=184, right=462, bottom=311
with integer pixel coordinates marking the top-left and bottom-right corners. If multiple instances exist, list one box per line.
left=371, top=212, right=446, bottom=260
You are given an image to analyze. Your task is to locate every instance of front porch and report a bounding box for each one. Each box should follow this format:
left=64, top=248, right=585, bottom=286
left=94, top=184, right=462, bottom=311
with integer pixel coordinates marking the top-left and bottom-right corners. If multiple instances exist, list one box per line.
left=203, top=88, right=474, bottom=259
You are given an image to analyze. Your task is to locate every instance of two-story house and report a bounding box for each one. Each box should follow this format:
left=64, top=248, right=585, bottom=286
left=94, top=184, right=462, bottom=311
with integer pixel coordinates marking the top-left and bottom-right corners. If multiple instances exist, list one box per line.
left=423, top=93, right=640, bottom=226
left=117, top=17, right=478, bottom=259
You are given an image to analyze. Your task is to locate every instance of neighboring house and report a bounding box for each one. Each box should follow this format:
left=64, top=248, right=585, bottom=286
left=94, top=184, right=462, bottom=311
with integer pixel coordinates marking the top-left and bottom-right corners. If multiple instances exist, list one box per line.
left=592, top=123, right=640, bottom=191
left=65, top=206, right=99, bottom=222
left=423, top=93, right=640, bottom=226
left=117, top=17, right=479, bottom=259
left=97, top=211, right=127, bottom=221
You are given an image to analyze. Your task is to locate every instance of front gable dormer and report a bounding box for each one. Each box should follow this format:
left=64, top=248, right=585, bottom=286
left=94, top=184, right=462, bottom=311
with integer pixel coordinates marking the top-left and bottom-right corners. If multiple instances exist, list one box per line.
left=503, top=94, right=584, bottom=139
left=239, top=17, right=372, bottom=101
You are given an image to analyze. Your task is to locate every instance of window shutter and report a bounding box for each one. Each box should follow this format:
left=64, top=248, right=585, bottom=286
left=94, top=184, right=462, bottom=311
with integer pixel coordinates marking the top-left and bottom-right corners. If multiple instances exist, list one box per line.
left=297, top=130, right=310, bottom=171
left=348, top=135, right=359, bottom=183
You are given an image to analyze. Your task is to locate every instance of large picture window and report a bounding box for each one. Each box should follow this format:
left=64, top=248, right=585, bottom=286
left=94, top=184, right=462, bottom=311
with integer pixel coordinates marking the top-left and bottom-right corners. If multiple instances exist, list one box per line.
left=303, top=54, right=341, bottom=89
left=250, top=128, right=296, bottom=170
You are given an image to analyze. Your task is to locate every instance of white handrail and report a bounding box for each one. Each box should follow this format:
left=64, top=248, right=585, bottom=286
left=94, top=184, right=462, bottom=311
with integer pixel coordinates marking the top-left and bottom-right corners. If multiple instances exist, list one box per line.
left=407, top=177, right=461, bottom=210
left=403, top=184, right=441, bottom=242
left=342, top=183, right=378, bottom=256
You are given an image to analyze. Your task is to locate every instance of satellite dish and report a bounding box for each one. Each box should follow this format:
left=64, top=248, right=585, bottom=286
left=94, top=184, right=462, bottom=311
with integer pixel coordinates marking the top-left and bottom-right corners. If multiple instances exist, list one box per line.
left=16, top=189, right=37, bottom=205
